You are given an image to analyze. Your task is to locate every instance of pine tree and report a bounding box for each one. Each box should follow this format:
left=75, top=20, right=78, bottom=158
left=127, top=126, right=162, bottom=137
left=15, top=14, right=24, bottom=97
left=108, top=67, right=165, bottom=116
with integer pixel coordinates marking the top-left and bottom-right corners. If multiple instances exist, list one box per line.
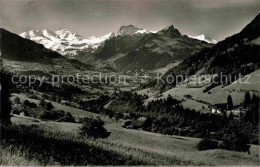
left=227, top=95, right=233, bottom=110
left=252, top=94, right=259, bottom=109
left=244, top=92, right=251, bottom=108
left=14, top=96, right=20, bottom=106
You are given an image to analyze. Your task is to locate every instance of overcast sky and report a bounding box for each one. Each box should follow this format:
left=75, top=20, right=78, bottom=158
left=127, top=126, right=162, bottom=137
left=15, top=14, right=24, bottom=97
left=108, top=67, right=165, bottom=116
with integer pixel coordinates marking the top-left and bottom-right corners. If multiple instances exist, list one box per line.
left=0, top=0, right=259, bottom=41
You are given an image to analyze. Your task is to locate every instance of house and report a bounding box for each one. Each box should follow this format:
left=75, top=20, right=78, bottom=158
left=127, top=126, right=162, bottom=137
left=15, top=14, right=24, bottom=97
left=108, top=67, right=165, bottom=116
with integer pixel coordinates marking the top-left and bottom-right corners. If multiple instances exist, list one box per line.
left=211, top=103, right=227, bottom=114
left=227, top=107, right=247, bottom=118
left=211, top=108, right=216, bottom=114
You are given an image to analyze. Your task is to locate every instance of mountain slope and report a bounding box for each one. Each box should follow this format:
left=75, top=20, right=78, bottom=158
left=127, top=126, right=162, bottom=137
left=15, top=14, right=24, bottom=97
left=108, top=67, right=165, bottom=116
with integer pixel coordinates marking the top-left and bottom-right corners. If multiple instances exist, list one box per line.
left=0, top=28, right=62, bottom=62
left=94, top=25, right=154, bottom=60
left=160, top=13, right=260, bottom=90
left=20, top=26, right=155, bottom=66
left=1, top=28, right=95, bottom=71
left=115, top=25, right=212, bottom=71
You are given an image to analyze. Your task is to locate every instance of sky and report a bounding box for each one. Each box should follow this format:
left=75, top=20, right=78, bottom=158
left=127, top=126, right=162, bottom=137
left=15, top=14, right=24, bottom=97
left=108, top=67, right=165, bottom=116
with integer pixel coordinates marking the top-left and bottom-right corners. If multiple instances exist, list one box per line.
left=0, top=0, right=260, bottom=41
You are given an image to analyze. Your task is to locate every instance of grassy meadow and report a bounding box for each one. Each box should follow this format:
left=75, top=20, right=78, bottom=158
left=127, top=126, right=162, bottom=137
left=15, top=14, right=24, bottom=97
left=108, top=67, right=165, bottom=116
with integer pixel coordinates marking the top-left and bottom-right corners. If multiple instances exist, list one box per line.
left=1, top=90, right=258, bottom=166
left=1, top=111, right=258, bottom=166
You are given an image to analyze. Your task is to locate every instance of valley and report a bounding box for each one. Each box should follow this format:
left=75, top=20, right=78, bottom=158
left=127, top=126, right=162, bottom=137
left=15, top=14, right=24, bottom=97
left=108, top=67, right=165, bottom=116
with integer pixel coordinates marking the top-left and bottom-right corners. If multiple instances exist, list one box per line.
left=1, top=9, right=260, bottom=166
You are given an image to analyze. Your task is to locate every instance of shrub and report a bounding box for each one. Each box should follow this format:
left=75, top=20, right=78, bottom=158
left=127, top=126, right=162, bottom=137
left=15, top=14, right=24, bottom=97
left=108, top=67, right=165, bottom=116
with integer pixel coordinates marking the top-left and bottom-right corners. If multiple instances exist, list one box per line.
left=39, top=99, right=46, bottom=107
left=193, top=130, right=210, bottom=138
left=41, top=93, right=48, bottom=99
left=12, top=108, right=22, bottom=115
left=38, top=110, right=74, bottom=122
left=39, top=111, right=52, bottom=120
left=49, top=95, right=55, bottom=101
left=56, top=96, right=61, bottom=103
left=58, top=112, right=75, bottom=123
left=23, top=110, right=31, bottom=117
left=23, top=100, right=37, bottom=108
left=197, top=138, right=218, bottom=151
left=23, top=100, right=30, bottom=107
left=44, top=102, right=54, bottom=111
left=108, top=112, right=114, bottom=119
left=28, top=94, right=38, bottom=99
left=13, top=96, right=21, bottom=105
left=223, top=133, right=251, bottom=152
left=55, top=110, right=65, bottom=118
left=28, top=102, right=37, bottom=108
left=232, top=134, right=251, bottom=152
left=250, top=138, right=259, bottom=145
left=114, top=113, right=124, bottom=121
left=79, top=117, right=110, bottom=138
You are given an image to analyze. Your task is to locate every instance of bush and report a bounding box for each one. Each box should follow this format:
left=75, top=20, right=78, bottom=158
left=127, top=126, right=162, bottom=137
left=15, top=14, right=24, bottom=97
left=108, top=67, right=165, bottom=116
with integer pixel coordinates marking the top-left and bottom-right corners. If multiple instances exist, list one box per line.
left=23, top=110, right=31, bottom=117
left=197, top=138, right=218, bottom=151
left=29, top=102, right=37, bottom=108
left=39, top=111, right=52, bottom=120
left=44, top=102, right=54, bottom=111
left=23, top=100, right=37, bottom=108
left=232, top=134, right=251, bottom=152
left=12, top=108, right=22, bottom=115
left=13, top=96, right=21, bottom=105
left=79, top=117, right=110, bottom=138
left=223, top=133, right=251, bottom=152
left=39, top=99, right=46, bottom=107
left=250, top=139, right=259, bottom=145
left=56, top=96, right=62, bottom=103
left=114, top=113, right=124, bottom=121
left=28, top=94, right=38, bottom=99
left=23, top=100, right=30, bottom=107
left=58, top=112, right=75, bottom=123
left=38, top=110, right=75, bottom=122
left=108, top=112, right=114, bottom=119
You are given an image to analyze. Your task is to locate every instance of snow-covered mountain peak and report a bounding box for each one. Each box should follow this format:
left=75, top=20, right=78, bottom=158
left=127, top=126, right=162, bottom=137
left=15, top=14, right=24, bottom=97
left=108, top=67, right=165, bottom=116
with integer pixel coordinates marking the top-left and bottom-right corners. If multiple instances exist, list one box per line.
left=20, top=29, right=113, bottom=58
left=116, top=25, right=156, bottom=36
left=188, top=34, right=217, bottom=44
left=20, top=26, right=155, bottom=60
left=54, top=29, right=82, bottom=41
left=135, top=29, right=157, bottom=34
left=117, top=25, right=142, bottom=35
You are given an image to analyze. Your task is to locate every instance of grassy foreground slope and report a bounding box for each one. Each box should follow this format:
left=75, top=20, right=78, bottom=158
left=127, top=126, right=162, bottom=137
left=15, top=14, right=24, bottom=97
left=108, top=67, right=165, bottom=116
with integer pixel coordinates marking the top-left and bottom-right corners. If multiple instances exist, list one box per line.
left=8, top=112, right=260, bottom=166
left=4, top=91, right=259, bottom=165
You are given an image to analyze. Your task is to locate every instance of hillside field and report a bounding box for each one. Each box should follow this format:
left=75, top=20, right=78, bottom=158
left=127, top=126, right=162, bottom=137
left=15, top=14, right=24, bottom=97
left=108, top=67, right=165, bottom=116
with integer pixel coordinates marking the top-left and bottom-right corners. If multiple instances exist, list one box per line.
left=7, top=92, right=260, bottom=166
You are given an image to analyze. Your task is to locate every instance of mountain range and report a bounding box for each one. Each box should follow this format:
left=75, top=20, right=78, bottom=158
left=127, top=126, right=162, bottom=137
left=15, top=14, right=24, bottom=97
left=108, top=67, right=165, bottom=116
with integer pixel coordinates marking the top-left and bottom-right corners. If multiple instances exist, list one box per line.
left=3, top=12, right=258, bottom=75
left=20, top=29, right=113, bottom=59
left=19, top=25, right=213, bottom=71
left=0, top=28, right=95, bottom=71
left=115, top=25, right=212, bottom=71
left=159, top=13, right=260, bottom=91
